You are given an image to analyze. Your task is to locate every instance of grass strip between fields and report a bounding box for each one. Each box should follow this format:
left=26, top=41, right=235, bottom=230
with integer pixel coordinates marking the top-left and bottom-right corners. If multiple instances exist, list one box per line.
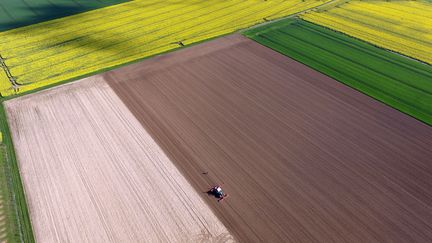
left=244, top=18, right=432, bottom=126
left=0, top=103, right=34, bottom=243
left=0, top=145, right=19, bottom=242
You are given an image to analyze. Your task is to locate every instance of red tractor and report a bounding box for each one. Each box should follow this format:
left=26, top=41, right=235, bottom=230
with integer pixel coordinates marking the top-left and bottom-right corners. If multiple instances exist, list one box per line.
left=207, top=185, right=228, bottom=202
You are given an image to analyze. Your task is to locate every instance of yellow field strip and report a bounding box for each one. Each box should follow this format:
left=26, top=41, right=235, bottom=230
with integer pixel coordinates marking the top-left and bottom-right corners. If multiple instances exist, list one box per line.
left=0, top=0, right=327, bottom=96
left=0, top=70, right=9, bottom=93
left=301, top=1, right=432, bottom=65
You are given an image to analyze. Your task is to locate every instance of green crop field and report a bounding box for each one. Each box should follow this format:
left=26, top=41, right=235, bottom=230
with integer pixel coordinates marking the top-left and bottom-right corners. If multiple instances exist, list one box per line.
left=0, top=145, right=19, bottom=242
left=0, top=0, right=128, bottom=31
left=244, top=19, right=432, bottom=126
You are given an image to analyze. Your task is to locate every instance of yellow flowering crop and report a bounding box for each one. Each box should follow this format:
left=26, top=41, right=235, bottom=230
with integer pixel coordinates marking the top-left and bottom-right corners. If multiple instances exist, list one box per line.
left=0, top=70, right=10, bottom=95
left=302, top=1, right=432, bottom=65
left=0, top=0, right=327, bottom=96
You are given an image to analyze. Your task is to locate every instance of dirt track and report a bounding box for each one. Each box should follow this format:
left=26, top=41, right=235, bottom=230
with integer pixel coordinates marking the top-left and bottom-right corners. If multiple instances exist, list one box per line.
left=5, top=77, right=234, bottom=242
left=106, top=35, right=432, bottom=242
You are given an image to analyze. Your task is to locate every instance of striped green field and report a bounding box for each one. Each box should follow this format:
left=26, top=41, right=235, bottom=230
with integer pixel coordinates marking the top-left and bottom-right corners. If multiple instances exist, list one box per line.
left=244, top=19, right=432, bottom=125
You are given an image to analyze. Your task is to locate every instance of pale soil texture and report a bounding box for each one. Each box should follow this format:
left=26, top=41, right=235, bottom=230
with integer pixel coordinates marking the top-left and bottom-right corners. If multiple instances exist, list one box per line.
left=5, top=77, right=234, bottom=243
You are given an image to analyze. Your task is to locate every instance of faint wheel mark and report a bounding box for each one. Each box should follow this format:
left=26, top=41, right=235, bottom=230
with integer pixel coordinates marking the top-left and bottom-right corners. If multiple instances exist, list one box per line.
left=194, top=229, right=235, bottom=243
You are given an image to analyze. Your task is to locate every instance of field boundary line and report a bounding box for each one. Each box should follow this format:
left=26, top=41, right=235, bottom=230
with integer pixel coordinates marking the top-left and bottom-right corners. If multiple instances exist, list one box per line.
left=294, top=20, right=432, bottom=76
left=299, top=18, right=432, bottom=66
left=242, top=0, right=344, bottom=32
left=0, top=54, right=19, bottom=94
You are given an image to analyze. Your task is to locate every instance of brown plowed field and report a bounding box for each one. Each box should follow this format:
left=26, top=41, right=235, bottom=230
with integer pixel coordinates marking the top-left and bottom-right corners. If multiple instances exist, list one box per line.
left=105, top=35, right=432, bottom=242
left=5, top=78, right=234, bottom=242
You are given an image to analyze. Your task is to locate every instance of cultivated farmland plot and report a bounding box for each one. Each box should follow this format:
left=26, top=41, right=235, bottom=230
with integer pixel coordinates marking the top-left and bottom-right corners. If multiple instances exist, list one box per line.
left=4, top=78, right=234, bottom=243
left=105, top=34, right=432, bottom=242
left=0, top=0, right=328, bottom=96
left=302, top=0, right=432, bottom=64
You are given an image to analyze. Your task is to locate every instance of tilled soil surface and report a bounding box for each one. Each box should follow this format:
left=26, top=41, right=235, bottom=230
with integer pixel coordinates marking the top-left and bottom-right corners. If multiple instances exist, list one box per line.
left=106, top=34, right=432, bottom=242
left=5, top=77, right=234, bottom=243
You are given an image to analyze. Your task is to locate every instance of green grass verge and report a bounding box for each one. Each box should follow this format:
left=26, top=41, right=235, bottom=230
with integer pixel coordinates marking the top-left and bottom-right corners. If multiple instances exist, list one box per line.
left=0, top=0, right=129, bottom=32
left=0, top=103, right=34, bottom=243
left=0, top=145, right=20, bottom=242
left=244, top=18, right=432, bottom=126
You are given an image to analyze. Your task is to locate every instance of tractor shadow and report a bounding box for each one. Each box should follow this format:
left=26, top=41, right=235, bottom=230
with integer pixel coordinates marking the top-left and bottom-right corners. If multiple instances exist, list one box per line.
left=204, top=188, right=222, bottom=201
left=204, top=189, right=217, bottom=198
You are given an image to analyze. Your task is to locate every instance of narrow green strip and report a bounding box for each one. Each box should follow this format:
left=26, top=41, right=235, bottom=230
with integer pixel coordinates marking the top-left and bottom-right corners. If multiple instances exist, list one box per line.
left=0, top=103, right=35, bottom=243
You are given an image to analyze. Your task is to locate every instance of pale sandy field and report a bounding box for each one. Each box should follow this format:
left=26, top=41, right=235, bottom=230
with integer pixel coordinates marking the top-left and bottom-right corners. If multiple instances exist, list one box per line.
left=4, top=77, right=234, bottom=243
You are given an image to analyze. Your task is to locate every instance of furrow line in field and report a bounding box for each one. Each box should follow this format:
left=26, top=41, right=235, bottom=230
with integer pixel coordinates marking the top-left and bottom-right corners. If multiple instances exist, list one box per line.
left=295, top=20, right=432, bottom=79
left=0, top=54, right=19, bottom=93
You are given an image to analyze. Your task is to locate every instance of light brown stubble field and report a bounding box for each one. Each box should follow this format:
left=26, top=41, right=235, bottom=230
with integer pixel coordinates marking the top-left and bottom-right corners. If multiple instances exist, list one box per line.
left=4, top=77, right=234, bottom=243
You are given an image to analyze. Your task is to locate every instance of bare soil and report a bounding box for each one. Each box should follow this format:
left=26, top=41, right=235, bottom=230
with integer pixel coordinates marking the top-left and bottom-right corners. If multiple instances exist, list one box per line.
left=105, top=34, right=432, bottom=242
left=5, top=77, right=234, bottom=242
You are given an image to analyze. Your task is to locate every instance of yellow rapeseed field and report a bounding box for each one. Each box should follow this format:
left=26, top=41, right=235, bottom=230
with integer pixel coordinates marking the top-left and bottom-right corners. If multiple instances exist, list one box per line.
left=0, top=0, right=327, bottom=96
left=302, top=1, right=432, bottom=64
left=0, top=70, right=9, bottom=93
